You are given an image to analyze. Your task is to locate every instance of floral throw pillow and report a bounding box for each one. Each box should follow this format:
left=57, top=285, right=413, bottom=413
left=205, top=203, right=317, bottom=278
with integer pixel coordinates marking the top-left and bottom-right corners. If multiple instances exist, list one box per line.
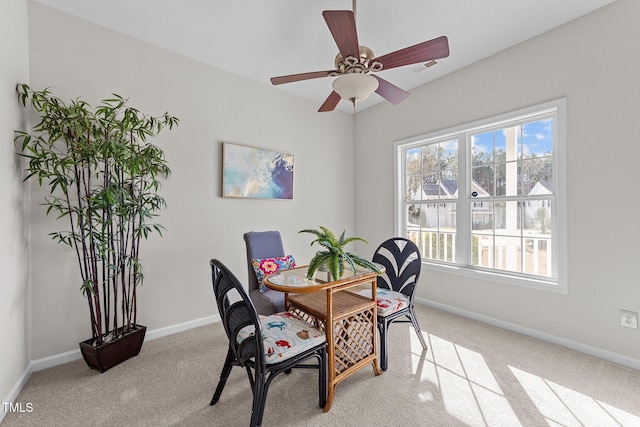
left=251, top=255, right=296, bottom=293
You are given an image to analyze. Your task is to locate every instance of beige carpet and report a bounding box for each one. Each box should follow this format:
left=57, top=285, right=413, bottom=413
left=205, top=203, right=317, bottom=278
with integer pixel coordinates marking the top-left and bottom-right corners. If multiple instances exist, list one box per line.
left=3, top=305, right=640, bottom=427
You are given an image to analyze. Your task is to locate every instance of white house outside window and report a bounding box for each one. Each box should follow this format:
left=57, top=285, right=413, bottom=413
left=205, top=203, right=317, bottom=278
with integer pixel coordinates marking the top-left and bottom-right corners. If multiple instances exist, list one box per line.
left=394, top=99, right=567, bottom=292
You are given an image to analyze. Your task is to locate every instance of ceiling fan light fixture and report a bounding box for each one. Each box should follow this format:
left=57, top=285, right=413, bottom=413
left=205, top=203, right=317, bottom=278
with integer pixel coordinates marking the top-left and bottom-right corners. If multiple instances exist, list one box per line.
left=332, top=73, right=378, bottom=103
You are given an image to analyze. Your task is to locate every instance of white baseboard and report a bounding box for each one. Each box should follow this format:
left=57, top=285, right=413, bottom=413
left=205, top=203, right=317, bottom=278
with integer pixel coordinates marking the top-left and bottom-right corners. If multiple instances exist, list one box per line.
left=416, top=297, right=640, bottom=371
left=144, top=314, right=220, bottom=342
left=29, top=314, right=221, bottom=372
left=0, top=364, right=32, bottom=423
left=30, top=348, right=83, bottom=372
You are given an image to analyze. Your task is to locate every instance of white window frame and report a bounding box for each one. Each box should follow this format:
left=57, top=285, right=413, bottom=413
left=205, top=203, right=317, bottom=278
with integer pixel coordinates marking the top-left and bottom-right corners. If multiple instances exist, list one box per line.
left=393, top=99, right=567, bottom=293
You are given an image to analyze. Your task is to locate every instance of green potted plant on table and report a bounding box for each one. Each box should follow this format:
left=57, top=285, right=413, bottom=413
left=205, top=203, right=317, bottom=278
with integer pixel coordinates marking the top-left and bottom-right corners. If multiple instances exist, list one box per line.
left=14, top=84, right=179, bottom=372
left=299, top=226, right=381, bottom=280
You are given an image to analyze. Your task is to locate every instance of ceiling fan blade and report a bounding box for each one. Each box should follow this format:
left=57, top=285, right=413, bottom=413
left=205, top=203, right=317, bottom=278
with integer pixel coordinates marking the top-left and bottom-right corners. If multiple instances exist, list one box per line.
left=374, top=36, right=450, bottom=71
left=271, top=70, right=335, bottom=86
left=372, top=76, right=410, bottom=105
left=323, top=10, right=359, bottom=58
left=318, top=91, right=342, bottom=112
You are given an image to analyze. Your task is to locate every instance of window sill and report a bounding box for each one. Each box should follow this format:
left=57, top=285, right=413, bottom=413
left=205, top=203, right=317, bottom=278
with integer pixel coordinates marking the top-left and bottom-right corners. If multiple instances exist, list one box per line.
left=422, top=261, right=567, bottom=294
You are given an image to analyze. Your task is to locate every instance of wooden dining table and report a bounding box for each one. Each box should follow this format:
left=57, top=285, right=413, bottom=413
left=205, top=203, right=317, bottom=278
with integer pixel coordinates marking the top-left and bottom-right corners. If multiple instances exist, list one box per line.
left=263, top=263, right=383, bottom=412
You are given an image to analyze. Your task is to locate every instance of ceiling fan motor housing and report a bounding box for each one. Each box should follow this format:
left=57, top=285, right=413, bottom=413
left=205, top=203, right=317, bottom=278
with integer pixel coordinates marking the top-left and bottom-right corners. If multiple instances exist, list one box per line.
left=332, top=45, right=382, bottom=75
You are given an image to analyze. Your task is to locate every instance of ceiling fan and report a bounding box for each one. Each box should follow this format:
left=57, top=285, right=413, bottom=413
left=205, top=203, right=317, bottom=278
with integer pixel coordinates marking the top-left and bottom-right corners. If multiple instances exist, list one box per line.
left=270, top=1, right=450, bottom=113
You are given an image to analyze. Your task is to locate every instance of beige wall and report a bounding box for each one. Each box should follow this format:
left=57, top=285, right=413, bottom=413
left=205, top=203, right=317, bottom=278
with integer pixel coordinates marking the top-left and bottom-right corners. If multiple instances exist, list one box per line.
left=26, top=2, right=355, bottom=359
left=0, top=0, right=31, bottom=414
left=355, top=0, right=640, bottom=363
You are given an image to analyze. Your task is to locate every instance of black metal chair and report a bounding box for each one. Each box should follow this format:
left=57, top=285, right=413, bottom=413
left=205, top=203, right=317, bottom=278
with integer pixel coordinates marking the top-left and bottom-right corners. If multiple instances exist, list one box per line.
left=371, top=238, right=428, bottom=371
left=209, top=259, right=327, bottom=427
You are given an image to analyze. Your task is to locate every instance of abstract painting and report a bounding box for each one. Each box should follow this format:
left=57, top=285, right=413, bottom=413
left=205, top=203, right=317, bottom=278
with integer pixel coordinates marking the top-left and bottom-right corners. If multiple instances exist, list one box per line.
left=222, top=142, right=294, bottom=199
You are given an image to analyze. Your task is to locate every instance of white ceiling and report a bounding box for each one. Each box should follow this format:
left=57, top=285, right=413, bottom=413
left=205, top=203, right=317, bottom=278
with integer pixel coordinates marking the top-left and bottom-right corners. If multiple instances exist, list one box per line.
left=34, top=0, right=616, bottom=113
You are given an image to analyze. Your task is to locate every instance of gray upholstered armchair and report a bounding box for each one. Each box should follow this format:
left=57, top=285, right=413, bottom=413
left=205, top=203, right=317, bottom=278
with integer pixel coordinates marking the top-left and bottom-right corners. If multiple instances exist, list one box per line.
left=243, top=231, right=287, bottom=315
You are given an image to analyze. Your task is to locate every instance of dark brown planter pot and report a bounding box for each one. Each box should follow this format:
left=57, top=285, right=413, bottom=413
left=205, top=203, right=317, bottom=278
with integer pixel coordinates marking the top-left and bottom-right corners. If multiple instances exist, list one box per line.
left=79, top=325, right=147, bottom=373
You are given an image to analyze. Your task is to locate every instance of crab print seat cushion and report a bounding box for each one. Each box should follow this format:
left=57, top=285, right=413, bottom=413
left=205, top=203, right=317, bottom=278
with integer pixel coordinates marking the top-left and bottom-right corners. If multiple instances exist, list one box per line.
left=357, top=288, right=410, bottom=317
left=237, top=312, right=326, bottom=364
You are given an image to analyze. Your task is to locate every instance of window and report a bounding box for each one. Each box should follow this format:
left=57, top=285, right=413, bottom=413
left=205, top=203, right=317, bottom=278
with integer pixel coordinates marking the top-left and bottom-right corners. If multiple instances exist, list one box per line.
left=395, top=99, right=566, bottom=291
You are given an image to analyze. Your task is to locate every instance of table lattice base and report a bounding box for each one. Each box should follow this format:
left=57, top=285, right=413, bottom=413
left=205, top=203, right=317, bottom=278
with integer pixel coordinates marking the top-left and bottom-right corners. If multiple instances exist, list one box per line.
left=281, top=278, right=382, bottom=412
left=290, top=306, right=375, bottom=375
left=333, top=310, right=375, bottom=374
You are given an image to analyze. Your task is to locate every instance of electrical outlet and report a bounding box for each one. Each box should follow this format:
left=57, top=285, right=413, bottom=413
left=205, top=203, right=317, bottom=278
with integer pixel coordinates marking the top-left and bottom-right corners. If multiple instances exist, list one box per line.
left=620, top=310, right=639, bottom=329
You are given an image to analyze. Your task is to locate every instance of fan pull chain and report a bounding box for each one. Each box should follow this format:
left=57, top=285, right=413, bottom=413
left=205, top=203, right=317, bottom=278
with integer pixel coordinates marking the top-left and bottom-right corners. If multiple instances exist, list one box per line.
left=352, top=99, right=357, bottom=125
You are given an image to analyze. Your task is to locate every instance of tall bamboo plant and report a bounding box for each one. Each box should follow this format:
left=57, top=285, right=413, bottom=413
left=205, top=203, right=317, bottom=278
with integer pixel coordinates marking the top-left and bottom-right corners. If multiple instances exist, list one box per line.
left=14, top=84, right=179, bottom=345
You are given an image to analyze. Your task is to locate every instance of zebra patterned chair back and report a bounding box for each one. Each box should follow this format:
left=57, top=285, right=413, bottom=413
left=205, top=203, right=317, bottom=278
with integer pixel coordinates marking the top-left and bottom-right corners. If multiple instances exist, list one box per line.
left=372, top=237, right=421, bottom=300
